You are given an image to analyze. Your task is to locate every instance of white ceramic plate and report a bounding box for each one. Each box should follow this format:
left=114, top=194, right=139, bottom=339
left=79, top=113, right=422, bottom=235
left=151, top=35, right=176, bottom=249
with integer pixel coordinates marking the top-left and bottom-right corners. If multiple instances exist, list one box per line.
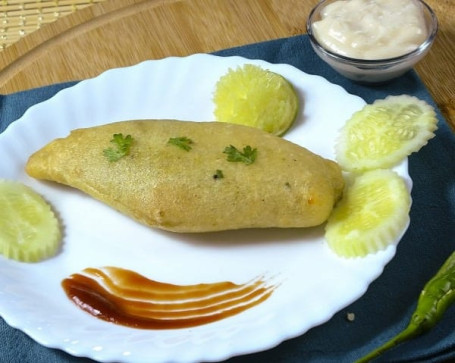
left=0, top=54, right=411, bottom=362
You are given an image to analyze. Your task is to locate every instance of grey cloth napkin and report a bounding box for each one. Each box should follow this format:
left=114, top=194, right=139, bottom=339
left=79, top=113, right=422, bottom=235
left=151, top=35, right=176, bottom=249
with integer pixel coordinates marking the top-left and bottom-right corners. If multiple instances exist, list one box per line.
left=1, top=34, right=454, bottom=363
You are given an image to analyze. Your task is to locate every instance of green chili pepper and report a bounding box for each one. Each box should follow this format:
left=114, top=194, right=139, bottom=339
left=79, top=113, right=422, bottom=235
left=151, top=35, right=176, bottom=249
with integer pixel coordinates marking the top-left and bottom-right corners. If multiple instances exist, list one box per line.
left=356, top=250, right=455, bottom=363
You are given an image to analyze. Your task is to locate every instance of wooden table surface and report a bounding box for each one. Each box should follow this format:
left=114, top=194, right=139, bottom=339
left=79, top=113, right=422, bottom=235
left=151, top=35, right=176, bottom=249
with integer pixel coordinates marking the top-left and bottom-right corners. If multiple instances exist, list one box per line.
left=0, top=0, right=454, bottom=130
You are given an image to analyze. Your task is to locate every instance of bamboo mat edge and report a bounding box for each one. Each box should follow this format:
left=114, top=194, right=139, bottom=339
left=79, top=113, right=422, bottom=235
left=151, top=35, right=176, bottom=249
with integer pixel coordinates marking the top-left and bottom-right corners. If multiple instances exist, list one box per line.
left=0, top=0, right=105, bottom=50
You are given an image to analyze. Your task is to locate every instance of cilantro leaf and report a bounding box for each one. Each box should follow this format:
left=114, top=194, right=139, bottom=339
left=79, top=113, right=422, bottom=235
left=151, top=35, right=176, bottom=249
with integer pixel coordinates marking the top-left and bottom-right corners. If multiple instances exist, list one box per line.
left=103, top=133, right=134, bottom=162
left=223, top=145, right=257, bottom=165
left=168, top=136, right=194, bottom=151
left=213, top=169, right=224, bottom=179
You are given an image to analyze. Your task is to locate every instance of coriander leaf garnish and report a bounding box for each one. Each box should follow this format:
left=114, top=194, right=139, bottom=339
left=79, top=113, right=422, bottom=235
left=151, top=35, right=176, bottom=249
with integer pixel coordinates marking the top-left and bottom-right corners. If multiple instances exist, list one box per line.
left=168, top=136, right=194, bottom=151
left=213, top=169, right=224, bottom=180
left=103, top=133, right=134, bottom=162
left=223, top=145, right=257, bottom=165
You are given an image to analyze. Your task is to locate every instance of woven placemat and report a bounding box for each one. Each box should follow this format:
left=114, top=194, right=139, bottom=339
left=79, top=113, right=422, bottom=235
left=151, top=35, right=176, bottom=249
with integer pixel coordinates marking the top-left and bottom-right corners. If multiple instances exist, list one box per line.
left=0, top=0, right=104, bottom=50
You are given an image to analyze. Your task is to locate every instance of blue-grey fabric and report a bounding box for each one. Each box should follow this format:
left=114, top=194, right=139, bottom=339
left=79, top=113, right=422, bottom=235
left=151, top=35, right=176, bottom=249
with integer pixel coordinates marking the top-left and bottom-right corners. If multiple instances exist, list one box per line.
left=1, top=34, right=454, bottom=363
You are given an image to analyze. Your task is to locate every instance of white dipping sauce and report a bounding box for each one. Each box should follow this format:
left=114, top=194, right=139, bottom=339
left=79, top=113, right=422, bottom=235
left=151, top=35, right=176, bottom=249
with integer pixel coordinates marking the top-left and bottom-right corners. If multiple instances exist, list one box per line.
left=312, top=0, right=428, bottom=59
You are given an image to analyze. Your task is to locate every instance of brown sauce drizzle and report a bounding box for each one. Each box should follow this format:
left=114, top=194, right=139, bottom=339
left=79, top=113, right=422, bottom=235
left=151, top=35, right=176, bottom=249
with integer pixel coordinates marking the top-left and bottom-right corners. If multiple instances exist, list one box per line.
left=61, top=266, right=275, bottom=329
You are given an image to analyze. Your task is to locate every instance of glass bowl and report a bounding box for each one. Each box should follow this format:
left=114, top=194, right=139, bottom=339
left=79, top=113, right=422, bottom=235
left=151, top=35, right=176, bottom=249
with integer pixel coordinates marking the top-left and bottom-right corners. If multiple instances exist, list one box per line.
left=306, top=0, right=438, bottom=84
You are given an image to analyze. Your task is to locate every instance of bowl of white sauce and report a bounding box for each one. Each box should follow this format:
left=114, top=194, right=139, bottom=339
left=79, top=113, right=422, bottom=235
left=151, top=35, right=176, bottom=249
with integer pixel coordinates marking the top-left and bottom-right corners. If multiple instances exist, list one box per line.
left=306, top=0, right=438, bottom=83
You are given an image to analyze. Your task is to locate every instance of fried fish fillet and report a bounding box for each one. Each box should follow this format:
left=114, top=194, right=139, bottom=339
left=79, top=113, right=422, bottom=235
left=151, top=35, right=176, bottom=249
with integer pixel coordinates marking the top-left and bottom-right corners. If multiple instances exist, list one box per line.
left=26, top=120, right=344, bottom=232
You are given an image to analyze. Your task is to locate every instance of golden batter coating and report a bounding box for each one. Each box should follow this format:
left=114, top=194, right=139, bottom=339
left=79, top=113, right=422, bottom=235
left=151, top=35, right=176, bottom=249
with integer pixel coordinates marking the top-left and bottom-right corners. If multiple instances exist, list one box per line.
left=26, top=120, right=344, bottom=232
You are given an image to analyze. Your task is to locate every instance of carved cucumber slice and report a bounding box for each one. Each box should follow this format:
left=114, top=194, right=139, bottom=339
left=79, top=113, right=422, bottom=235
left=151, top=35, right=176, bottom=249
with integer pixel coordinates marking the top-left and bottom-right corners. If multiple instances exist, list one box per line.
left=0, top=180, right=61, bottom=262
left=336, top=95, right=437, bottom=172
left=213, top=64, right=299, bottom=136
left=325, top=170, right=411, bottom=258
